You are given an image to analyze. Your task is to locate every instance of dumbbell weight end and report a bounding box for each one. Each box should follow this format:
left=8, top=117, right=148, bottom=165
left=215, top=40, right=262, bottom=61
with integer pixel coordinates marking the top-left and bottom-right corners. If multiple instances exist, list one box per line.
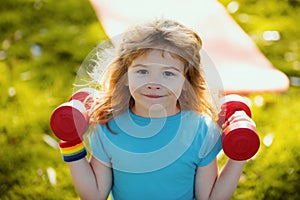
left=222, top=115, right=260, bottom=161
left=50, top=100, right=89, bottom=141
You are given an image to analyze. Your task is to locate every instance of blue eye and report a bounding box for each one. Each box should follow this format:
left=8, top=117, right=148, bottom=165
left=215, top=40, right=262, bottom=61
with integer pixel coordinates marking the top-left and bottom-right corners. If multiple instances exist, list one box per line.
left=136, top=69, right=149, bottom=74
left=163, top=71, right=175, bottom=76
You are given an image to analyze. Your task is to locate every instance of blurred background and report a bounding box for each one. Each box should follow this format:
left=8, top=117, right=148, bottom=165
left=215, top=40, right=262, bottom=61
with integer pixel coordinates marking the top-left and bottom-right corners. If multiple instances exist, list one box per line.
left=0, top=0, right=299, bottom=199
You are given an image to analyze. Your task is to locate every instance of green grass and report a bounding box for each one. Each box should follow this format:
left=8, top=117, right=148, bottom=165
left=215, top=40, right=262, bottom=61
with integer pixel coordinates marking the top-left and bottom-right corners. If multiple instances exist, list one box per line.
left=0, top=0, right=299, bottom=199
left=0, top=0, right=106, bottom=199
left=218, top=1, right=300, bottom=199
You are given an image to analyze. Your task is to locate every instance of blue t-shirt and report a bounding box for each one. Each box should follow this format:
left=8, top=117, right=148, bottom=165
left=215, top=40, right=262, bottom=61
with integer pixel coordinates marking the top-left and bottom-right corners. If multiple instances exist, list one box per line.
left=89, top=110, right=222, bottom=200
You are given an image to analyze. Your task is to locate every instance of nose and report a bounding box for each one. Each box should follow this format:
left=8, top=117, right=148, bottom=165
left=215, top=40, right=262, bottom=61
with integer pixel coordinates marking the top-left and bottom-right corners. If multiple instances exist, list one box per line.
left=146, top=83, right=161, bottom=90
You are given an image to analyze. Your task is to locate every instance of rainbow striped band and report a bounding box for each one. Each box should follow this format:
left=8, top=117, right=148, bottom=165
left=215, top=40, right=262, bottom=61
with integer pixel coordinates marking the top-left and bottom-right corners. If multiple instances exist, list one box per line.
left=59, top=139, right=87, bottom=162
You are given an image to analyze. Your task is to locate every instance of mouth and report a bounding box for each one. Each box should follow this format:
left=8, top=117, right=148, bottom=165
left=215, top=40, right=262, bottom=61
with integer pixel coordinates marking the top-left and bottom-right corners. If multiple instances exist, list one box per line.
left=143, top=94, right=165, bottom=99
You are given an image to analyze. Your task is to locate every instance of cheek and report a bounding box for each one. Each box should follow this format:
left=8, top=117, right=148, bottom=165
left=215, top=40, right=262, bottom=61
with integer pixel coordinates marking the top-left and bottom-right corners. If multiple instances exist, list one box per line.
left=127, top=76, right=144, bottom=94
left=174, top=85, right=184, bottom=98
left=166, top=79, right=185, bottom=97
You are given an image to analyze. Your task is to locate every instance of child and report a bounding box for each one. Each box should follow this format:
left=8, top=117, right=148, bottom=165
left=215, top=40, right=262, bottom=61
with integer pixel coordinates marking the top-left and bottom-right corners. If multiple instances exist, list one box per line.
left=60, top=18, right=255, bottom=200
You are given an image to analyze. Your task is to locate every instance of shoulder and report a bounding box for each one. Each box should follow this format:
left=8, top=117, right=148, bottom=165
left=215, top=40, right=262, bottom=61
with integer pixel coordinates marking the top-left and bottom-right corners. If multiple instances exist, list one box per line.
left=182, top=110, right=215, bottom=132
left=88, top=123, right=114, bottom=149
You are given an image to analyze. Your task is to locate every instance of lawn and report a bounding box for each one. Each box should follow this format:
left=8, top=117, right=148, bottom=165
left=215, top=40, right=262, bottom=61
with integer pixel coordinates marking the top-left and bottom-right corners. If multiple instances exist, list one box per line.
left=0, top=0, right=299, bottom=199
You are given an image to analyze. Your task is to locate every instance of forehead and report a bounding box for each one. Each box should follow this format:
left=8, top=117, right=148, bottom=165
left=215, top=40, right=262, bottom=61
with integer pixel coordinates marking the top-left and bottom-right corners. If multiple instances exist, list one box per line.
left=132, top=49, right=184, bottom=68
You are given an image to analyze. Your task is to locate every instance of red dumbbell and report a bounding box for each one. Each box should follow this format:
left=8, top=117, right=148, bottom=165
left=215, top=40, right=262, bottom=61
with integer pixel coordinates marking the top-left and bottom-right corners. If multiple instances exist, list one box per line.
left=50, top=88, right=98, bottom=141
left=217, top=94, right=260, bottom=161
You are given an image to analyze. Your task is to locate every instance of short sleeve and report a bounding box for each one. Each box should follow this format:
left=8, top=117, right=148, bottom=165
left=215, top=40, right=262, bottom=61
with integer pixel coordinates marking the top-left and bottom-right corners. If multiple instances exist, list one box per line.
left=89, top=125, right=111, bottom=166
left=197, top=117, right=222, bottom=167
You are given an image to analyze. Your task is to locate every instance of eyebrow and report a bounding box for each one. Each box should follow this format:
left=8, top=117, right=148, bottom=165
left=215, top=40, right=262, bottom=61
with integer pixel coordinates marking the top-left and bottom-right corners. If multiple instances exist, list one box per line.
left=130, top=64, right=182, bottom=72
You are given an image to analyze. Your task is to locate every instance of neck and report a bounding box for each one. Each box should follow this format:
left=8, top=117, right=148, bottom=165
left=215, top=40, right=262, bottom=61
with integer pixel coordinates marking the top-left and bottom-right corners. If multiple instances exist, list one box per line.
left=132, top=104, right=180, bottom=118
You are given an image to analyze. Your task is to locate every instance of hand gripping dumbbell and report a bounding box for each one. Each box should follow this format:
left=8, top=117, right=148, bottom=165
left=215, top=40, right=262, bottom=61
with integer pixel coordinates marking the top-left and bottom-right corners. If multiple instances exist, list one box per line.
left=217, top=94, right=260, bottom=161
left=50, top=88, right=98, bottom=141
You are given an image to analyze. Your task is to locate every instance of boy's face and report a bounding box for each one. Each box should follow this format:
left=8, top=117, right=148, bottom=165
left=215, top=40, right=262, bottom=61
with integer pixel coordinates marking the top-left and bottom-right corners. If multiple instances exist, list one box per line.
left=127, top=49, right=186, bottom=117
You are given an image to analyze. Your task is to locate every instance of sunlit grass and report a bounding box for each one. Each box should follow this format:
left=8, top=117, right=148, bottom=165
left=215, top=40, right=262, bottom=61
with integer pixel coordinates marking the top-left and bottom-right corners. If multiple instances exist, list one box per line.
left=0, top=0, right=104, bottom=199
left=218, top=1, right=300, bottom=199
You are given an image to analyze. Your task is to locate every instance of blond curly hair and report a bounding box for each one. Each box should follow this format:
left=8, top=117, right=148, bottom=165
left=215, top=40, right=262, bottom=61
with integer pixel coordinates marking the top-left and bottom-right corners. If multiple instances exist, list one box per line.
left=90, top=18, right=215, bottom=126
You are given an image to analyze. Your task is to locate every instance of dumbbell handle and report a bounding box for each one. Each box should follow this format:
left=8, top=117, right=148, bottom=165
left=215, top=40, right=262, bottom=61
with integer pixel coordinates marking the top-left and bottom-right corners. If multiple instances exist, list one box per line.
left=217, top=94, right=251, bottom=127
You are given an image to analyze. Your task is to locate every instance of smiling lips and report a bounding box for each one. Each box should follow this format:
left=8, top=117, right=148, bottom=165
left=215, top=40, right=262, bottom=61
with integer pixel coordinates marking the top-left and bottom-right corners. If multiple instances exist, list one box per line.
left=143, top=94, right=165, bottom=98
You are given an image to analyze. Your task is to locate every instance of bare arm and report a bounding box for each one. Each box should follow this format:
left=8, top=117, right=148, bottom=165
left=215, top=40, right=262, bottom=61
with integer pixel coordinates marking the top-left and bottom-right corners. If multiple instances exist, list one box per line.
left=195, top=159, right=245, bottom=200
left=68, top=155, right=112, bottom=200
left=195, top=159, right=218, bottom=200
left=210, top=159, right=245, bottom=200
left=195, top=111, right=253, bottom=199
